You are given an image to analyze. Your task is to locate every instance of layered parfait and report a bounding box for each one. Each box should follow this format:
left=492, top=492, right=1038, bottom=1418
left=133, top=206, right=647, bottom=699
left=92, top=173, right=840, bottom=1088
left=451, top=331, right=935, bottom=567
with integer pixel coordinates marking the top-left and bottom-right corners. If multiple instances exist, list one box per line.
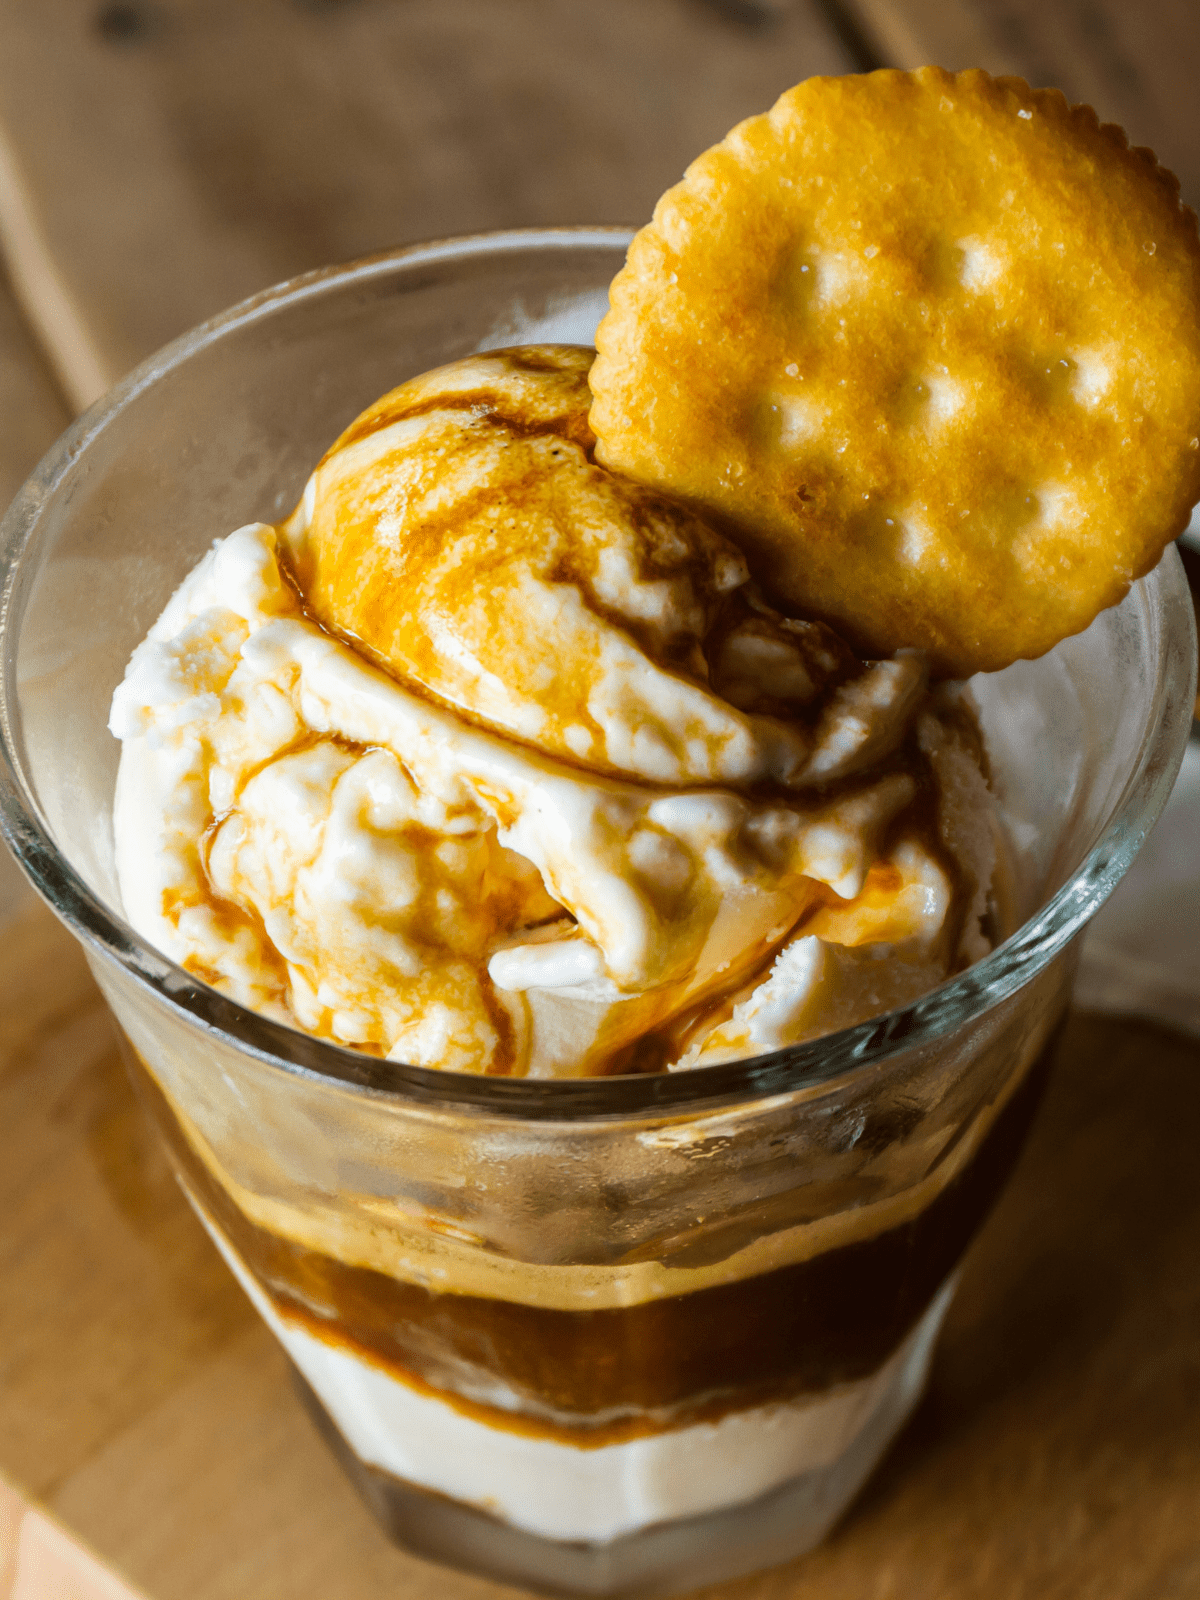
left=106, top=67, right=1200, bottom=1589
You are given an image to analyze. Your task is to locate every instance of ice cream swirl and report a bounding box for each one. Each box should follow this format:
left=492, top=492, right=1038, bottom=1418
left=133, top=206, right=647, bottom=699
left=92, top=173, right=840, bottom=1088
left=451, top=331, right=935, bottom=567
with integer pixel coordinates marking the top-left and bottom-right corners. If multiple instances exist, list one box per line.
left=110, top=347, right=996, bottom=1075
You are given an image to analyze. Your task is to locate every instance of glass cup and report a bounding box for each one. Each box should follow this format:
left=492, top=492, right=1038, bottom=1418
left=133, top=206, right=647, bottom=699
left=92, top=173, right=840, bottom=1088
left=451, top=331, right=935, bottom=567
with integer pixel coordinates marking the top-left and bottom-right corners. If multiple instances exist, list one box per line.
left=0, top=231, right=1195, bottom=1599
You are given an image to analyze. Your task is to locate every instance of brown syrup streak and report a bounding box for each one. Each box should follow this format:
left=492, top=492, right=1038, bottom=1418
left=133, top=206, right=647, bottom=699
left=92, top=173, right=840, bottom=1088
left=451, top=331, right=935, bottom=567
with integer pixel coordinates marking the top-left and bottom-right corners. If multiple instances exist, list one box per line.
left=328, top=386, right=595, bottom=461
left=278, top=540, right=622, bottom=792
left=256, top=553, right=980, bottom=1072
left=609, top=904, right=828, bottom=1073
left=189, top=724, right=400, bottom=1059
left=284, top=523, right=870, bottom=838
left=908, top=700, right=991, bottom=971
left=200, top=660, right=528, bottom=1073
left=289, top=434, right=848, bottom=792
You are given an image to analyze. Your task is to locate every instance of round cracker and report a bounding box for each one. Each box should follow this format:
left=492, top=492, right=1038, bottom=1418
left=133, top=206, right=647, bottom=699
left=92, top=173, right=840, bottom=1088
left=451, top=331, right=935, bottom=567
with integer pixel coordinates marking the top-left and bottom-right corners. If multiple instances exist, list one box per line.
left=589, top=68, right=1200, bottom=676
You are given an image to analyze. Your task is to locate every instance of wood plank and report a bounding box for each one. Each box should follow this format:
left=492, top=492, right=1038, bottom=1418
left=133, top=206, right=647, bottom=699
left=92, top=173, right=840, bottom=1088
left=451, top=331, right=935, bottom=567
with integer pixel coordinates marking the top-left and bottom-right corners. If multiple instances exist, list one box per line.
left=0, top=271, right=69, bottom=512
left=0, top=0, right=853, bottom=408
left=846, top=0, right=1200, bottom=205
left=0, top=272, right=72, bottom=926
left=0, top=905, right=255, bottom=1502
left=3, top=1504, right=147, bottom=1600
left=6, top=1, right=1200, bottom=411
left=2, top=895, right=1199, bottom=1599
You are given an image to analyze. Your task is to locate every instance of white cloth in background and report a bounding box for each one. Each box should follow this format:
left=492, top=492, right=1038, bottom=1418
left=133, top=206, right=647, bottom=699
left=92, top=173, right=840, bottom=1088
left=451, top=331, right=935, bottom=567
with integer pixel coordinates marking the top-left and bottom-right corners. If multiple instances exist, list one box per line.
left=1076, top=738, right=1200, bottom=1038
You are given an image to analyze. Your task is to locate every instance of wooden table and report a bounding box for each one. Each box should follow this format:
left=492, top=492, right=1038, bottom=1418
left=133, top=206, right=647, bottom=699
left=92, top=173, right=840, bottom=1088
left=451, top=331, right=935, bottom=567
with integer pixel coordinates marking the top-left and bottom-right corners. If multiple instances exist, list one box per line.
left=1, top=2, right=1199, bottom=1595
left=2, top=895, right=1199, bottom=1599
left=2, top=0, right=1200, bottom=409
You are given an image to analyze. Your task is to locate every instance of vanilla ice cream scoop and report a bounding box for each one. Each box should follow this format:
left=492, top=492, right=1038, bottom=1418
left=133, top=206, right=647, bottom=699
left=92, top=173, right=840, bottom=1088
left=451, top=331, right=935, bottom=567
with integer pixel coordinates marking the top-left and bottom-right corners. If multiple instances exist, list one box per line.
left=109, top=347, right=999, bottom=1076
left=281, top=346, right=900, bottom=790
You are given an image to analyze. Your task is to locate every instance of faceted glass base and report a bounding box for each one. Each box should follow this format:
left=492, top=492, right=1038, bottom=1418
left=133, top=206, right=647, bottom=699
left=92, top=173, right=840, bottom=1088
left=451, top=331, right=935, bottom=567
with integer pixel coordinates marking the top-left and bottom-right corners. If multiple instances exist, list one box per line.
left=291, top=1280, right=953, bottom=1600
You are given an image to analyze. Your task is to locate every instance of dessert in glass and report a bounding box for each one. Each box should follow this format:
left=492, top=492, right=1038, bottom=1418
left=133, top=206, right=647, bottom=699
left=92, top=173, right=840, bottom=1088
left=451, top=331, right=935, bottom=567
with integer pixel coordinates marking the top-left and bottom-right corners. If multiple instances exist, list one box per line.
left=1, top=70, right=1197, bottom=1598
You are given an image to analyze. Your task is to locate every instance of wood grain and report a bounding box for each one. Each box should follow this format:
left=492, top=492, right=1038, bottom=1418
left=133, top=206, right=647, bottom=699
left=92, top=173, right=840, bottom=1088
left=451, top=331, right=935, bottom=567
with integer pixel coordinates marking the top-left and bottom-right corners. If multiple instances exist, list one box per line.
left=0, top=270, right=68, bottom=512
left=1, top=895, right=1199, bottom=1599
left=0, top=271, right=71, bottom=926
left=5, top=1, right=1200, bottom=411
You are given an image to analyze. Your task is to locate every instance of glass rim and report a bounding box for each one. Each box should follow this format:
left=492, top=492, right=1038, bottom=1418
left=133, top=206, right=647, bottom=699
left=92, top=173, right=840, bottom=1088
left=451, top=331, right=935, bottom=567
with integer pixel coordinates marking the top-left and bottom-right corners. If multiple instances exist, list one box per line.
left=0, top=229, right=1195, bottom=1121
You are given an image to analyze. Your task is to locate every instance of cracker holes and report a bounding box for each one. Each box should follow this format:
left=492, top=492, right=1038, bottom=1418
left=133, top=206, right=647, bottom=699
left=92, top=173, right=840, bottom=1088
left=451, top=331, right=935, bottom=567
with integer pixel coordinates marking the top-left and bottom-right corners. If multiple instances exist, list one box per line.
left=990, top=484, right=1045, bottom=543
left=1069, top=350, right=1113, bottom=408
left=889, top=372, right=965, bottom=431
left=921, top=236, right=968, bottom=293
left=956, top=237, right=1005, bottom=293
left=784, top=246, right=871, bottom=316
left=849, top=502, right=920, bottom=566
left=756, top=392, right=826, bottom=452
left=1024, top=353, right=1080, bottom=410
left=896, top=516, right=936, bottom=565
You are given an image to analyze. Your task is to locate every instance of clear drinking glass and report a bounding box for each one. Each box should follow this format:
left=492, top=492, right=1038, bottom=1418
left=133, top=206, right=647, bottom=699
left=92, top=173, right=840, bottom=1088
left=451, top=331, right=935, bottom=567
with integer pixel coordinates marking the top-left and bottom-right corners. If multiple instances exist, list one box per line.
left=0, top=232, right=1195, bottom=1599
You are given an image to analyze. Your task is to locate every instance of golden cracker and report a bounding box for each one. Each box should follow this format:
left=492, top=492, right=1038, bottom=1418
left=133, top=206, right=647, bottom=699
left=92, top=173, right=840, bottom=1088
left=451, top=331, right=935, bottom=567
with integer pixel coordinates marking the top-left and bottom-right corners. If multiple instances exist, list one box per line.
left=589, top=68, right=1200, bottom=676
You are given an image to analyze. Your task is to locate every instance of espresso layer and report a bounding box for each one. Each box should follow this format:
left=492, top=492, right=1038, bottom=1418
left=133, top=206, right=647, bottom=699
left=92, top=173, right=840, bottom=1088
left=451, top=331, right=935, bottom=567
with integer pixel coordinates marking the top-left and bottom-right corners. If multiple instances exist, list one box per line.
left=125, top=1036, right=1054, bottom=1442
